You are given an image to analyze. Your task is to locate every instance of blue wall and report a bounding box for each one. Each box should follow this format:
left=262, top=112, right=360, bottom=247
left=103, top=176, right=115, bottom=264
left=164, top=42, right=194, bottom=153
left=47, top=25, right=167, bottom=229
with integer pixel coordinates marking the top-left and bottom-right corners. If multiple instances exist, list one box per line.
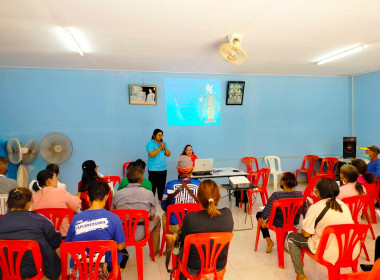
left=354, top=70, right=380, bottom=155
left=0, top=68, right=352, bottom=192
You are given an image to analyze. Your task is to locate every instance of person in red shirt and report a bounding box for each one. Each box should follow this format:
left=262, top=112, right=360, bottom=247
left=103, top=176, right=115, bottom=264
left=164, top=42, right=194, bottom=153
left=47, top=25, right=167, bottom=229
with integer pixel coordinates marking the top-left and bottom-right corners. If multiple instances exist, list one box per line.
left=181, top=145, right=198, bottom=166
left=78, top=160, right=112, bottom=211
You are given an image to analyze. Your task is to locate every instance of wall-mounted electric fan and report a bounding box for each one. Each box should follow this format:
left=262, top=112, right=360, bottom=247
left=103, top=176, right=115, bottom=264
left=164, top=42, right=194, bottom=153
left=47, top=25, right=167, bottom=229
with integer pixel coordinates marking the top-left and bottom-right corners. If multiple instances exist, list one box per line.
left=6, top=138, right=39, bottom=164
left=39, top=132, right=73, bottom=165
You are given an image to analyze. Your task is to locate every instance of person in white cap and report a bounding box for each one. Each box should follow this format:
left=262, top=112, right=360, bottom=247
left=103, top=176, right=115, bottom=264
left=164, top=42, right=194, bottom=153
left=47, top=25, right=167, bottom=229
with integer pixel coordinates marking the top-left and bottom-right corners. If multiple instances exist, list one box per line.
left=361, top=145, right=380, bottom=178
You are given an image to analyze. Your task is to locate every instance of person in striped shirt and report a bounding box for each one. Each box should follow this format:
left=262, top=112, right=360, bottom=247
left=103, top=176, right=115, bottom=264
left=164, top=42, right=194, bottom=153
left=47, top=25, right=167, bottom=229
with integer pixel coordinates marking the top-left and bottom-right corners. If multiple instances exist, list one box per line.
left=256, top=172, right=307, bottom=253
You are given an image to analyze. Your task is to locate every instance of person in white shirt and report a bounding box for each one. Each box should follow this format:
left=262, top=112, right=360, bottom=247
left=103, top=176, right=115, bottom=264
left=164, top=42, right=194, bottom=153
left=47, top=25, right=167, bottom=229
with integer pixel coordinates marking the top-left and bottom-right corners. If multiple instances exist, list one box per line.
left=29, top=164, right=66, bottom=192
left=287, top=178, right=355, bottom=280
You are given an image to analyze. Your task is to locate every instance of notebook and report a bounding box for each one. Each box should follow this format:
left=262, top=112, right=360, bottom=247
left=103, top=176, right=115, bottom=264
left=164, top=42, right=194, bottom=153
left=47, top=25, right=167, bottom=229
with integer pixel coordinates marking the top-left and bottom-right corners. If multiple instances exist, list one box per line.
left=192, top=158, right=213, bottom=175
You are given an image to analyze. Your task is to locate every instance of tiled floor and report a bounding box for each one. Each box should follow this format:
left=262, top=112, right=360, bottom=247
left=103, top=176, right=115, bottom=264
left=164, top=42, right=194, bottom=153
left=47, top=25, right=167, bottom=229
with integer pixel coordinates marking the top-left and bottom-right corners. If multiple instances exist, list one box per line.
left=122, top=182, right=380, bottom=280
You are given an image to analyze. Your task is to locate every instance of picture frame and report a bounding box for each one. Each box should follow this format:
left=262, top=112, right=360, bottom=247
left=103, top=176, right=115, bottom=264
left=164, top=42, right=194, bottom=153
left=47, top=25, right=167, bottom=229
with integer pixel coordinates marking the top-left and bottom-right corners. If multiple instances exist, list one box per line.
left=129, top=84, right=157, bottom=105
left=226, top=81, right=245, bottom=105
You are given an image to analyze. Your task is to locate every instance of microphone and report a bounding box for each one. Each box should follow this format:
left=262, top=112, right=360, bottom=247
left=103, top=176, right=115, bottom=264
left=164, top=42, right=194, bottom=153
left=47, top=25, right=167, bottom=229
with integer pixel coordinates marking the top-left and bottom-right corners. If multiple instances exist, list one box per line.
left=160, top=139, right=165, bottom=151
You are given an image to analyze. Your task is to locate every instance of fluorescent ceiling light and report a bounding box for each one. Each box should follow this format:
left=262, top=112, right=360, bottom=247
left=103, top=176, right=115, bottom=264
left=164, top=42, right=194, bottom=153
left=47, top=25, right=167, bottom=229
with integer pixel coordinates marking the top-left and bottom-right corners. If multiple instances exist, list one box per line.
left=316, top=44, right=364, bottom=65
left=62, top=27, right=84, bottom=56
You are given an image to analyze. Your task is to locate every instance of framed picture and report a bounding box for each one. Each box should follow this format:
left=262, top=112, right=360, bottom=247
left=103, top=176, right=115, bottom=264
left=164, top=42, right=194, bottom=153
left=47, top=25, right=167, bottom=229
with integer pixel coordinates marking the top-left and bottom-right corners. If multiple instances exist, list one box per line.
left=226, top=81, right=245, bottom=105
left=129, top=85, right=157, bottom=105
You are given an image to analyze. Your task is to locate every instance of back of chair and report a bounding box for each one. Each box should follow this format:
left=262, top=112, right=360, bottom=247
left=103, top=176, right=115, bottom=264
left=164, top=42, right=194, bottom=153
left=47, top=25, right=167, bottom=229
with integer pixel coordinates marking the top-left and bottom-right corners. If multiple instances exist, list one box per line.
left=303, top=176, right=322, bottom=204
left=242, top=157, right=259, bottom=173
left=319, top=157, right=339, bottom=174
left=110, top=209, right=150, bottom=245
left=166, top=203, right=202, bottom=231
left=103, top=175, right=121, bottom=194
left=267, top=198, right=305, bottom=231
left=122, top=162, right=132, bottom=178
left=0, top=240, right=44, bottom=280
left=341, top=195, right=368, bottom=223
left=0, top=194, right=8, bottom=215
left=314, top=224, right=369, bottom=267
left=305, top=155, right=319, bottom=172
left=33, top=208, right=74, bottom=232
left=181, top=232, right=233, bottom=279
left=253, top=168, right=271, bottom=189
left=60, top=240, right=119, bottom=280
left=264, top=155, right=282, bottom=172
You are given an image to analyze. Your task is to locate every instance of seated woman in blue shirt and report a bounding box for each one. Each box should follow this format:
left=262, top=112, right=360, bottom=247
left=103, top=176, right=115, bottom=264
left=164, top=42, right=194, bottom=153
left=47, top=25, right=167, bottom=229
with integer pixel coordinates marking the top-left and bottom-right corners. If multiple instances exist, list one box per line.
left=0, top=187, right=62, bottom=280
left=256, top=172, right=307, bottom=253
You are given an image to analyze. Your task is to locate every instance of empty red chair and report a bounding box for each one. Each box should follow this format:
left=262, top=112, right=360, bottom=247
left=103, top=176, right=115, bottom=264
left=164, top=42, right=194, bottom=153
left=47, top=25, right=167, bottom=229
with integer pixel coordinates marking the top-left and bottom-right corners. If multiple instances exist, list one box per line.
left=111, top=209, right=154, bottom=280
left=254, top=198, right=305, bottom=269
left=103, top=175, right=121, bottom=193
left=240, top=157, right=260, bottom=208
left=296, top=155, right=318, bottom=183
left=342, top=195, right=375, bottom=262
left=122, top=162, right=132, bottom=178
left=60, top=240, right=120, bottom=280
left=340, top=258, right=380, bottom=280
left=0, top=240, right=44, bottom=280
left=159, top=203, right=202, bottom=257
left=314, top=157, right=339, bottom=180
left=33, top=208, right=74, bottom=238
left=247, top=168, right=271, bottom=214
left=174, top=232, right=233, bottom=280
left=302, top=224, right=370, bottom=280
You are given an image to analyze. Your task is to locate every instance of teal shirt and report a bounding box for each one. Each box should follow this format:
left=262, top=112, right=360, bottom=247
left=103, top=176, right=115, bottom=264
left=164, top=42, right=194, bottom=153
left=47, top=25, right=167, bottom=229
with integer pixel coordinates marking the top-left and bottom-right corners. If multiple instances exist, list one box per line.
left=117, top=177, right=152, bottom=191
left=146, top=139, right=168, bottom=171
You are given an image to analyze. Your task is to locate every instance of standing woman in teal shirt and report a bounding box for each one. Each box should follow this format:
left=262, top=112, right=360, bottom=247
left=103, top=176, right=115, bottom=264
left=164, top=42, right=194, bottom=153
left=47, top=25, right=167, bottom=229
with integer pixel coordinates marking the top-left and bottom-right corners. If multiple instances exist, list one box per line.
left=146, top=128, right=171, bottom=202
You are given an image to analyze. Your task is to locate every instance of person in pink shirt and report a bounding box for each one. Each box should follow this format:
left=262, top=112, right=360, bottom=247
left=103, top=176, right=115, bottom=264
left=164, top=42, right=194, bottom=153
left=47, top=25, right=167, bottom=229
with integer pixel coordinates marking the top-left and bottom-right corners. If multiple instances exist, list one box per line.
left=31, top=170, right=81, bottom=236
left=351, top=159, right=376, bottom=193
left=337, top=165, right=366, bottom=222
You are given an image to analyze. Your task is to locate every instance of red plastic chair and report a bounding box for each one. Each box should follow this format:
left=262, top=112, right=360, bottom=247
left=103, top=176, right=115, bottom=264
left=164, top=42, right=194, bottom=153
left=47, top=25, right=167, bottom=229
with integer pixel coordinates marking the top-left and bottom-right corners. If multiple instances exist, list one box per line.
left=314, top=157, right=339, bottom=180
left=33, top=208, right=74, bottom=237
left=340, top=258, right=380, bottom=280
left=363, top=182, right=377, bottom=224
left=110, top=209, right=155, bottom=280
left=60, top=240, right=121, bottom=280
left=78, top=180, right=113, bottom=210
left=302, top=176, right=322, bottom=205
left=296, top=155, right=318, bottom=183
left=174, top=232, right=233, bottom=280
left=103, top=175, right=121, bottom=193
left=122, top=162, right=132, bottom=178
left=0, top=240, right=44, bottom=280
left=247, top=168, right=271, bottom=214
left=301, top=224, right=370, bottom=280
left=159, top=203, right=202, bottom=257
left=341, top=195, right=375, bottom=262
left=254, top=198, right=305, bottom=269
left=240, top=157, right=260, bottom=208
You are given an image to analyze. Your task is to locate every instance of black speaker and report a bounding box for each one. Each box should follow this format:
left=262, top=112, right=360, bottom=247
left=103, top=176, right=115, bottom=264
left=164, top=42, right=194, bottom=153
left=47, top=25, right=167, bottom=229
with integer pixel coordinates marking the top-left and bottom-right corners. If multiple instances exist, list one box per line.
left=343, top=137, right=356, bottom=158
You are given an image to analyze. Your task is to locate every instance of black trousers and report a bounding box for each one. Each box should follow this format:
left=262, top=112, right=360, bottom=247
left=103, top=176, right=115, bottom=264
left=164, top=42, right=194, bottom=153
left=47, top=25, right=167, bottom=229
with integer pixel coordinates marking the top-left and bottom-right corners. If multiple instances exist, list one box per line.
left=256, top=211, right=270, bottom=238
left=376, top=236, right=380, bottom=262
left=148, top=170, right=167, bottom=201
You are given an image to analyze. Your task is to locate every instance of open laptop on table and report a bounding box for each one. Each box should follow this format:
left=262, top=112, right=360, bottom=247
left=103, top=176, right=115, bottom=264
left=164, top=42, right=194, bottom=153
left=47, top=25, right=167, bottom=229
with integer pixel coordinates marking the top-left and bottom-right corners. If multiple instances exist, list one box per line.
left=192, top=158, right=213, bottom=175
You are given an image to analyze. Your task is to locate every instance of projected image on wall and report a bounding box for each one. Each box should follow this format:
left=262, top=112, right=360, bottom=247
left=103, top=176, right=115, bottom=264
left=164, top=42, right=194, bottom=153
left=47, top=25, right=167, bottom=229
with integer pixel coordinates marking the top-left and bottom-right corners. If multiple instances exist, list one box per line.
left=165, top=78, right=221, bottom=126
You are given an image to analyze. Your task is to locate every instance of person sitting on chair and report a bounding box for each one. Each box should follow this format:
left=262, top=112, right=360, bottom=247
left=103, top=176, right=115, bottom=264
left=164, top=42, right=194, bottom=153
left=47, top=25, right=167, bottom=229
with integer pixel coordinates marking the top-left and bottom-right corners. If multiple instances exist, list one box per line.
left=181, top=145, right=198, bottom=166
left=117, top=159, right=152, bottom=191
left=0, top=156, right=18, bottom=194
left=287, top=178, right=355, bottom=280
left=351, top=158, right=376, bottom=185
left=361, top=145, right=380, bottom=178
left=0, top=187, right=62, bottom=280
left=111, top=165, right=161, bottom=255
left=256, top=172, right=307, bottom=253
left=66, top=181, right=128, bottom=272
left=161, top=155, right=200, bottom=234
left=29, top=163, right=67, bottom=192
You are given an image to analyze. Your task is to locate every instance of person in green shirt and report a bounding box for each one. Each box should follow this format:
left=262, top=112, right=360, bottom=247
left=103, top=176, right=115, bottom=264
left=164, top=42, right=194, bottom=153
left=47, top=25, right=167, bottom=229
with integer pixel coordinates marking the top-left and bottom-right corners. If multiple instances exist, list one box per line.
left=117, top=159, right=152, bottom=191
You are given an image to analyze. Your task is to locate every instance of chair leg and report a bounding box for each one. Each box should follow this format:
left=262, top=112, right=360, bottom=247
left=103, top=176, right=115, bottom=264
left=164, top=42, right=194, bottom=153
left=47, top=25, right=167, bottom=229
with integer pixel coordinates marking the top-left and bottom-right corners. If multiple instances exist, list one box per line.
left=368, top=201, right=377, bottom=224
left=254, top=221, right=261, bottom=252
left=296, top=170, right=299, bottom=180
left=351, top=259, right=359, bottom=273
left=275, top=230, right=285, bottom=269
left=362, top=242, right=370, bottom=261
left=148, top=235, right=155, bottom=261
left=364, top=211, right=376, bottom=240
left=273, top=174, right=278, bottom=191
left=135, top=245, right=144, bottom=280
left=159, top=230, right=167, bottom=257
left=172, top=253, right=177, bottom=270
left=240, top=191, right=244, bottom=208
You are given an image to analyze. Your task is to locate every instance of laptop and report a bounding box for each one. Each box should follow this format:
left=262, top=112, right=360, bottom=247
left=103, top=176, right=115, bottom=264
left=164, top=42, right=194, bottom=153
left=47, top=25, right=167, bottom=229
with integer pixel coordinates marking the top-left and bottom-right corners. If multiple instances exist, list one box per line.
left=192, top=158, right=213, bottom=175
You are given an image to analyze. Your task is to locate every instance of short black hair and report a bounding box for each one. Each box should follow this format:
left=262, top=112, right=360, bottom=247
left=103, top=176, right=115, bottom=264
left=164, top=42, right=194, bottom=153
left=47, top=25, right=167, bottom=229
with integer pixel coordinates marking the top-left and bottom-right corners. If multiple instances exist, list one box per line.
left=46, top=164, right=59, bottom=175
left=127, top=166, right=144, bottom=183
left=88, top=181, right=109, bottom=202
left=7, top=187, right=32, bottom=210
left=280, top=172, right=298, bottom=188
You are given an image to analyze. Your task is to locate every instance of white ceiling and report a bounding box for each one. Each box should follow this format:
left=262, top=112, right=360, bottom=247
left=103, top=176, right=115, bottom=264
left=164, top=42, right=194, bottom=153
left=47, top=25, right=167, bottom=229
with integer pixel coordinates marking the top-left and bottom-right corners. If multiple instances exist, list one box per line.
left=1, top=0, right=380, bottom=77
